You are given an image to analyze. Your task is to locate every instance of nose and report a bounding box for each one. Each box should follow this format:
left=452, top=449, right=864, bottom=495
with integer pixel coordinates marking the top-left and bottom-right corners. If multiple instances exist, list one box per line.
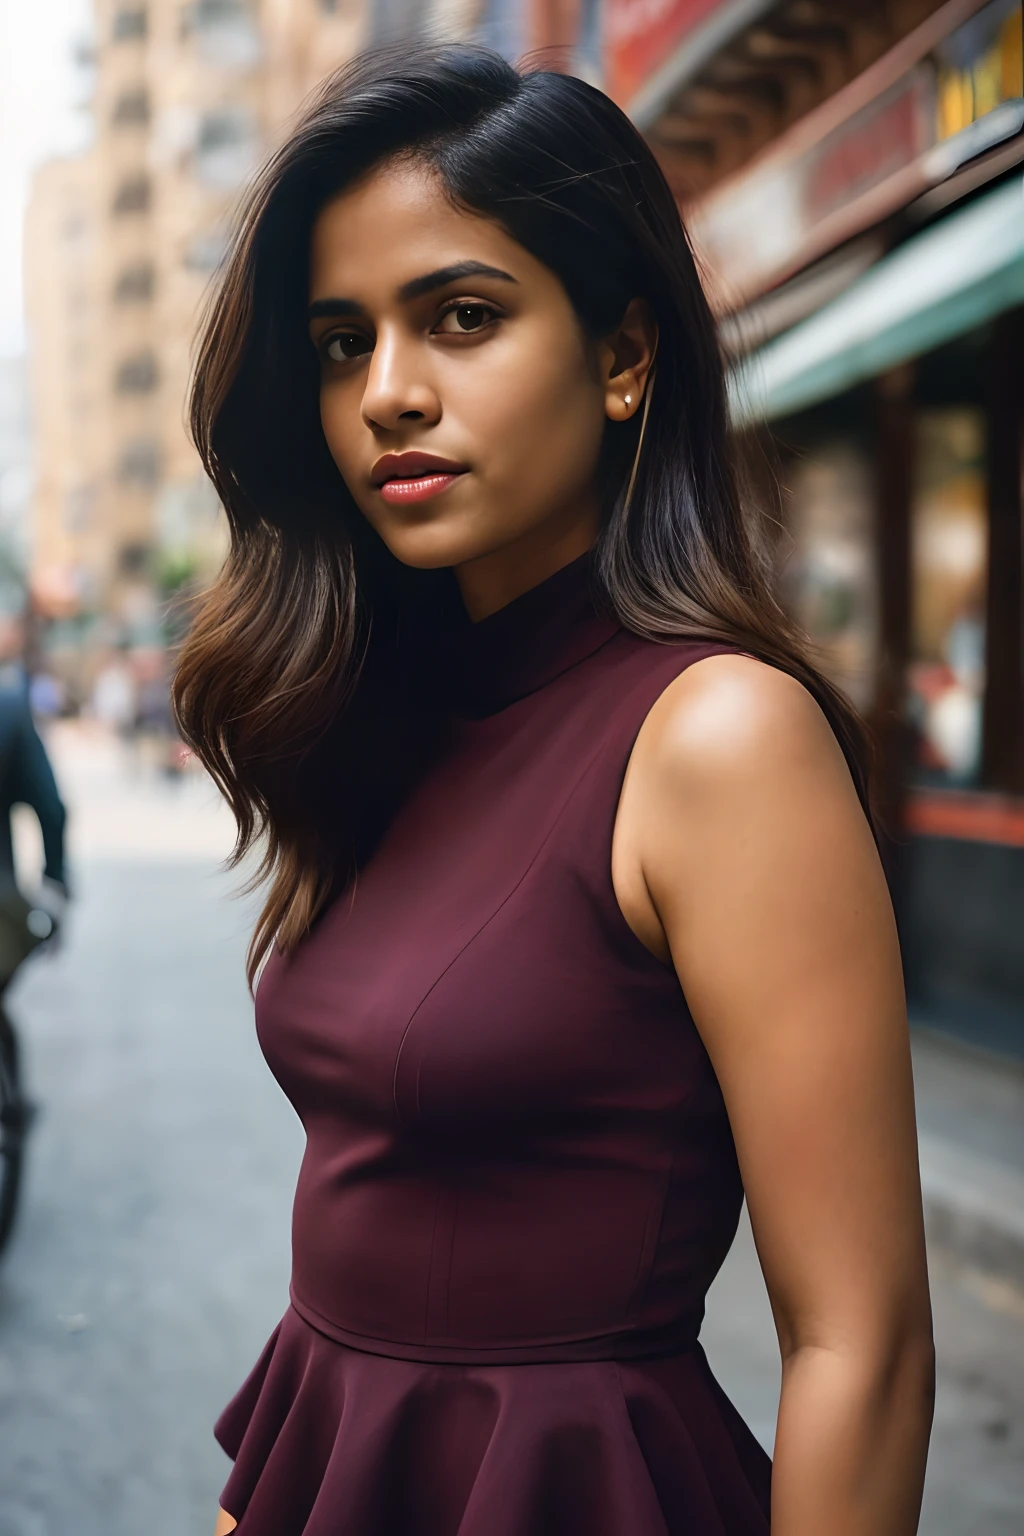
left=361, top=326, right=441, bottom=433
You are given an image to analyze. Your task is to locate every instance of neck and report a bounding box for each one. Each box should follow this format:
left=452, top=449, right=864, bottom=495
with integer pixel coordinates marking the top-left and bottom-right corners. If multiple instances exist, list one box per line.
left=454, top=505, right=600, bottom=624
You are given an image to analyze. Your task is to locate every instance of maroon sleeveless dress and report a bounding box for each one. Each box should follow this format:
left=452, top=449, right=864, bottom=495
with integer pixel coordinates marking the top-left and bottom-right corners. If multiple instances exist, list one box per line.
left=216, top=555, right=772, bottom=1534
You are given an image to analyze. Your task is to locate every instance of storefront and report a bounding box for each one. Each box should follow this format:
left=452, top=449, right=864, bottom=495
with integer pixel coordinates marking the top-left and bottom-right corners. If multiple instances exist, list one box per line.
left=736, top=213, right=1024, bottom=1056
left=736, top=272, right=1024, bottom=1053
left=603, top=0, right=1024, bottom=1051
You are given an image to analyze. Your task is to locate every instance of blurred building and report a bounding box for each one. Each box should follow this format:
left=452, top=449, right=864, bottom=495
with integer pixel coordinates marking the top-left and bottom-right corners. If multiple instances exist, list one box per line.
left=24, top=0, right=369, bottom=686
left=0, top=358, right=36, bottom=600
left=25, top=154, right=103, bottom=620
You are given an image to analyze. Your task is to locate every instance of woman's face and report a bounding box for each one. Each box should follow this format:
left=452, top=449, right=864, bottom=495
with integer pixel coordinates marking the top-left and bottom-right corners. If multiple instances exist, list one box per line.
left=308, top=159, right=653, bottom=615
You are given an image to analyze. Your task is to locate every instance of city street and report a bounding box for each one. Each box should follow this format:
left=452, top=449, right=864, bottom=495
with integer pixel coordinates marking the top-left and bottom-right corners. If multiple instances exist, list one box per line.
left=0, top=724, right=1021, bottom=1536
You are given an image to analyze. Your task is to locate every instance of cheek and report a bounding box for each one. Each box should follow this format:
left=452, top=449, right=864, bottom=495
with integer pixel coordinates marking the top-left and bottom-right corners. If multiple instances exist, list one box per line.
left=319, top=382, right=362, bottom=476
left=463, top=340, right=605, bottom=501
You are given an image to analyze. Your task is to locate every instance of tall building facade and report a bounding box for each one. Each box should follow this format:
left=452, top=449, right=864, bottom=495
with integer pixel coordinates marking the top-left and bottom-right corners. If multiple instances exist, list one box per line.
left=25, top=0, right=374, bottom=657
left=24, top=152, right=103, bottom=617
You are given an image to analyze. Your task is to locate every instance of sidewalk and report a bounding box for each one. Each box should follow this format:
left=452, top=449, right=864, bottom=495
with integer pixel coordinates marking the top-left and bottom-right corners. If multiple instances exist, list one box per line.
left=913, top=1028, right=1024, bottom=1287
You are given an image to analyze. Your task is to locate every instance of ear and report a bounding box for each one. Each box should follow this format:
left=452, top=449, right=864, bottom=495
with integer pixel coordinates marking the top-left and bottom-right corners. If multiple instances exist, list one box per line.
left=599, top=298, right=658, bottom=423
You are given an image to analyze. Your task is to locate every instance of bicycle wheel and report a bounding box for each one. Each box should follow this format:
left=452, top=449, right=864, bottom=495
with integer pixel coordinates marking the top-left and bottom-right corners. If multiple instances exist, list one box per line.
left=0, top=1007, right=27, bottom=1257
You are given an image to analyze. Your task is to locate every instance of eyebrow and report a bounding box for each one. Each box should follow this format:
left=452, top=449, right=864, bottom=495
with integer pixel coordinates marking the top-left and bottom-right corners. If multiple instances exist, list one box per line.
left=307, top=261, right=518, bottom=321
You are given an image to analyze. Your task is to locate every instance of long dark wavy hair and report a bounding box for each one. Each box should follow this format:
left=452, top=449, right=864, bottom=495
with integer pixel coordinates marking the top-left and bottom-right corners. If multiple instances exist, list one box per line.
left=173, top=44, right=871, bottom=985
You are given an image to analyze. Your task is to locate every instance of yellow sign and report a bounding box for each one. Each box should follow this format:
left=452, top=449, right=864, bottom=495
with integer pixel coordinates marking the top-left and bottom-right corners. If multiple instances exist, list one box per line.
left=937, top=0, right=1023, bottom=140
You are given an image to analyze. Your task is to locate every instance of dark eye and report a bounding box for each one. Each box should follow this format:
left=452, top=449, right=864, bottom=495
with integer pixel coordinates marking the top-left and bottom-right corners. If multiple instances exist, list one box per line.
left=436, top=303, right=495, bottom=335
left=324, top=331, right=371, bottom=362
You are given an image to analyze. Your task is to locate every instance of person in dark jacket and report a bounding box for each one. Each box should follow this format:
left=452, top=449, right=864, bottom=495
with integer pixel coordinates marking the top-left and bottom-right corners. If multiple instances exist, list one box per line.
left=0, top=681, right=67, bottom=902
left=0, top=676, right=67, bottom=1097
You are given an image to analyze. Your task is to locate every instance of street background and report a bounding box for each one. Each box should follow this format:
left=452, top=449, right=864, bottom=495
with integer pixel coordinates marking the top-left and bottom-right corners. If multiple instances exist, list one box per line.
left=1, top=0, right=1023, bottom=1532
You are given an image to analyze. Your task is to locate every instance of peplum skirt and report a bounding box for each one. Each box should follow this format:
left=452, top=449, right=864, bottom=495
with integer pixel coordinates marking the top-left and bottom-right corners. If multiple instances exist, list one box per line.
left=215, top=1306, right=771, bottom=1535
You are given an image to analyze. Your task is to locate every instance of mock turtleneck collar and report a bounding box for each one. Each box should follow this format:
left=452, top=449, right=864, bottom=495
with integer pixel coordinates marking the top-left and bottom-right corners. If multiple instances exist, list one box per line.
left=449, top=553, right=621, bottom=717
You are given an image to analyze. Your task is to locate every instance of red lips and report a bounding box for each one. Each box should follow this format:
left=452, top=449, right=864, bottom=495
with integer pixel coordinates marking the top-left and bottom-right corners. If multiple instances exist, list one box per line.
left=370, top=452, right=468, bottom=488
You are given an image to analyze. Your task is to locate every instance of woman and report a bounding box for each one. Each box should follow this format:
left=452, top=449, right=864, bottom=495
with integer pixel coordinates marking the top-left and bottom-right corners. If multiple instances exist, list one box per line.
left=175, top=45, right=934, bottom=1536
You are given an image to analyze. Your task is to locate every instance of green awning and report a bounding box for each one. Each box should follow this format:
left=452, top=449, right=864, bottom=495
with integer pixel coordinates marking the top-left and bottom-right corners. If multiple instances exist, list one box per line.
left=729, top=172, right=1024, bottom=425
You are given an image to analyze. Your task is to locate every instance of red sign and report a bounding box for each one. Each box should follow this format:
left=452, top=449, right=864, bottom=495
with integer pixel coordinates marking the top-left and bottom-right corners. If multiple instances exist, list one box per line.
left=687, top=70, right=933, bottom=307
left=604, top=0, right=725, bottom=106
left=806, top=83, right=922, bottom=221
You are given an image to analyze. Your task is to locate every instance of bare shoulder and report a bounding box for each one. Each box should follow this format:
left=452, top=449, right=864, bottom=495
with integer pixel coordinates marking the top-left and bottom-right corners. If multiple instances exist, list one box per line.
left=615, top=650, right=875, bottom=959
left=616, top=650, right=890, bottom=989
left=634, top=651, right=854, bottom=802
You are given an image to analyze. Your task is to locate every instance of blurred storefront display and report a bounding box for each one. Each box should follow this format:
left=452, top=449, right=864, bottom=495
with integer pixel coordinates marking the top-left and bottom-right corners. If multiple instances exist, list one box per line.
left=776, top=438, right=880, bottom=714
left=909, top=407, right=988, bottom=786
left=617, top=0, right=1024, bottom=1051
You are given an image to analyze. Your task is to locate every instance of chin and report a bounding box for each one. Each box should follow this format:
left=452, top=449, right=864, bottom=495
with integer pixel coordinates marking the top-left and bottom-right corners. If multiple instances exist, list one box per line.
left=371, top=513, right=503, bottom=573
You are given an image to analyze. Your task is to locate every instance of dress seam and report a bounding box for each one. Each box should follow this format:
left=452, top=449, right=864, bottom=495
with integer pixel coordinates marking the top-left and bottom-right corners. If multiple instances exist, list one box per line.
left=287, top=1285, right=703, bottom=1358
left=422, top=1183, right=444, bottom=1344
left=389, top=729, right=619, bottom=1126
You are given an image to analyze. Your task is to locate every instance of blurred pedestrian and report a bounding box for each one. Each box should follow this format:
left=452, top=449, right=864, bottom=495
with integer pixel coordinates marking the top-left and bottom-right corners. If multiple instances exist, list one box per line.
left=176, top=48, right=934, bottom=1536
left=0, top=680, right=67, bottom=905
left=90, top=652, right=137, bottom=737
left=132, top=647, right=184, bottom=777
left=28, top=670, right=65, bottom=720
left=0, top=610, right=67, bottom=911
left=0, top=660, right=67, bottom=1145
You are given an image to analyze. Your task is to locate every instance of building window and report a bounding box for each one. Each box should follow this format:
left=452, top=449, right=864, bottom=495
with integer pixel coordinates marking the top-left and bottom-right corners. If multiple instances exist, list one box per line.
left=113, top=262, right=154, bottom=302
left=118, top=542, right=153, bottom=575
left=115, top=352, right=159, bottom=394
left=117, top=439, right=160, bottom=487
left=197, top=107, right=250, bottom=152
left=181, top=0, right=261, bottom=68
left=63, top=484, right=96, bottom=534
left=112, top=7, right=147, bottom=40
left=112, top=87, right=150, bottom=126
left=188, top=0, right=249, bottom=22
left=194, top=107, right=258, bottom=189
left=183, top=229, right=228, bottom=272
left=112, top=173, right=151, bottom=214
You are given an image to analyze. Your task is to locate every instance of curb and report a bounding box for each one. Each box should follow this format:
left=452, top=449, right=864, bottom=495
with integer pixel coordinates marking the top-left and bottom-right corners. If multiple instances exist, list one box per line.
left=918, top=1131, right=1024, bottom=1287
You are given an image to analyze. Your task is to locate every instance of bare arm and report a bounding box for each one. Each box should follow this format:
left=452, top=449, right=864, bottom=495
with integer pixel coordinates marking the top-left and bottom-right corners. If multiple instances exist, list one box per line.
left=613, top=654, right=934, bottom=1536
left=214, top=1507, right=237, bottom=1534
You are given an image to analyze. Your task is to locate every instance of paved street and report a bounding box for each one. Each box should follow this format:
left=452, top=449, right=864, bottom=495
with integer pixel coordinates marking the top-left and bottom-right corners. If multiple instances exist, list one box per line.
left=0, top=724, right=1021, bottom=1535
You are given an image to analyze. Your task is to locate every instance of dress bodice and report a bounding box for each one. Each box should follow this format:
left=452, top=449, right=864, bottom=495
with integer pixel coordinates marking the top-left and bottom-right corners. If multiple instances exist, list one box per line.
left=255, top=555, right=743, bottom=1364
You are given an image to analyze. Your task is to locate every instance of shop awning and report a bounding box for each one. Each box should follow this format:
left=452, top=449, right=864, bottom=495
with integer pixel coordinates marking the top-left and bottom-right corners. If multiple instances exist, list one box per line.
left=729, top=172, right=1024, bottom=425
